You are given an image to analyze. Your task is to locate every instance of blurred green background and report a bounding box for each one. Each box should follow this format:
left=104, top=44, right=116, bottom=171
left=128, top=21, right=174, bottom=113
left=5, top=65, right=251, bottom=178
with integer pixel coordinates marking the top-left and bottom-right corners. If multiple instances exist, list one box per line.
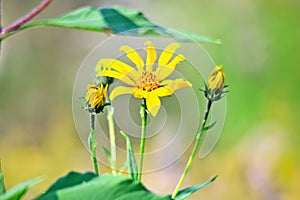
left=0, top=0, right=299, bottom=199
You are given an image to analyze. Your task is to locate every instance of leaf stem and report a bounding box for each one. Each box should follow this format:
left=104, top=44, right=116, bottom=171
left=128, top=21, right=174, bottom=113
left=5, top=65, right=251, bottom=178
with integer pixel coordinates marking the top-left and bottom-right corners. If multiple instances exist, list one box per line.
left=172, top=99, right=212, bottom=198
left=89, top=113, right=99, bottom=175
left=107, top=106, right=117, bottom=175
left=138, top=98, right=147, bottom=182
left=0, top=0, right=53, bottom=35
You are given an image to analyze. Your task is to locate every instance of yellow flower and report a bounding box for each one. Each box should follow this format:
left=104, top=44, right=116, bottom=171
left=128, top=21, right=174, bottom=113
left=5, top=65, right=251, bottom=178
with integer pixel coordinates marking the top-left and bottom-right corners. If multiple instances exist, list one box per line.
left=86, top=82, right=108, bottom=109
left=204, top=65, right=226, bottom=101
left=207, top=65, right=225, bottom=91
left=96, top=41, right=192, bottom=116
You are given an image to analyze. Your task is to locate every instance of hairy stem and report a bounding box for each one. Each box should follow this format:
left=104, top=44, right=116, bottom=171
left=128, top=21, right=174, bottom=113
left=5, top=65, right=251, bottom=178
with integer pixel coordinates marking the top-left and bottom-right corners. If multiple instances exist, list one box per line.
left=1, top=0, right=53, bottom=35
left=172, top=99, right=212, bottom=198
left=89, top=113, right=99, bottom=175
left=138, top=98, right=147, bottom=182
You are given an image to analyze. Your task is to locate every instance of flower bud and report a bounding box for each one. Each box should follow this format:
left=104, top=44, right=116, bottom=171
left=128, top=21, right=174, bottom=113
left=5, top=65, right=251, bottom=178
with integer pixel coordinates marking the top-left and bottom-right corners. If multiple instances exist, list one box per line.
left=205, top=65, right=226, bottom=101
left=207, top=65, right=225, bottom=91
left=85, top=82, right=108, bottom=113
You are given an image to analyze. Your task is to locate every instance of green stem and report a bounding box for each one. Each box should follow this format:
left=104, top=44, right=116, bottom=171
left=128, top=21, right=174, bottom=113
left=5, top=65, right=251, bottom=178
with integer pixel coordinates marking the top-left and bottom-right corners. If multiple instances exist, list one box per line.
left=89, top=113, right=99, bottom=175
left=0, top=0, right=2, bottom=55
left=138, top=98, right=147, bottom=182
left=107, top=106, right=117, bottom=175
left=172, top=100, right=212, bottom=198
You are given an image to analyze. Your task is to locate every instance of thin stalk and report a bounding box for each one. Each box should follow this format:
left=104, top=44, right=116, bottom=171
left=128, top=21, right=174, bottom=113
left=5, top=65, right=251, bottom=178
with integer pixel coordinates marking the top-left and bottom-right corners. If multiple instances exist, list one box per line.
left=107, top=106, right=117, bottom=175
left=0, top=0, right=53, bottom=35
left=138, top=98, right=147, bottom=182
left=0, top=0, right=2, bottom=32
left=172, top=99, right=212, bottom=198
left=0, top=0, right=2, bottom=55
left=106, top=83, right=117, bottom=175
left=89, top=113, right=99, bottom=175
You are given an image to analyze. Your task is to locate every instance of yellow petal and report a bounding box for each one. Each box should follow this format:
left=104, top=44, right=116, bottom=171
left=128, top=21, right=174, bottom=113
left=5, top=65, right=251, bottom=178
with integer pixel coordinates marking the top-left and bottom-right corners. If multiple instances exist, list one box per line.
left=208, top=65, right=222, bottom=78
left=207, top=65, right=225, bottom=90
left=133, top=88, right=148, bottom=99
left=85, top=82, right=107, bottom=108
left=158, top=43, right=180, bottom=66
left=96, top=59, right=138, bottom=81
left=160, top=78, right=192, bottom=93
left=103, top=83, right=108, bottom=99
left=155, top=54, right=185, bottom=81
left=110, top=86, right=136, bottom=100
left=98, top=70, right=136, bottom=86
left=151, top=87, right=173, bottom=97
left=145, top=93, right=161, bottom=117
left=120, top=45, right=144, bottom=75
left=208, top=72, right=223, bottom=89
left=144, top=41, right=156, bottom=72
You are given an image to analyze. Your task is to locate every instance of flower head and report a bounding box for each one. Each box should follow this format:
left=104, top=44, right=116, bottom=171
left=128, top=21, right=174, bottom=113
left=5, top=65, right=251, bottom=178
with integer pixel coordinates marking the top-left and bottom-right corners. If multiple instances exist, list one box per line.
left=84, top=82, right=108, bottom=113
left=96, top=41, right=192, bottom=116
left=205, top=65, right=226, bottom=101
left=207, top=65, right=225, bottom=90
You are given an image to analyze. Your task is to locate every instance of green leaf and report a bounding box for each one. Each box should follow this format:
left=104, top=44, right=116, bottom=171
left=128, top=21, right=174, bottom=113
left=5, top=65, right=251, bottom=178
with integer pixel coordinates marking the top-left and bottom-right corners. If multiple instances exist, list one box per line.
left=37, top=173, right=170, bottom=200
left=0, top=177, right=41, bottom=200
left=118, top=161, right=128, bottom=175
left=0, top=172, right=5, bottom=195
left=11, top=6, right=220, bottom=44
left=150, top=28, right=222, bottom=44
left=203, top=121, right=217, bottom=131
left=101, top=147, right=112, bottom=162
left=88, top=128, right=96, bottom=154
left=25, top=7, right=108, bottom=32
left=174, top=175, right=218, bottom=200
left=120, top=131, right=139, bottom=181
left=41, top=172, right=96, bottom=195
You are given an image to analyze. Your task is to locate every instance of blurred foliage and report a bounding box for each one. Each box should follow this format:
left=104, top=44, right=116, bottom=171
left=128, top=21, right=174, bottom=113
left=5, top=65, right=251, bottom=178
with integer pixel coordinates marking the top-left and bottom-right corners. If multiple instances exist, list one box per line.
left=0, top=174, right=40, bottom=200
left=0, top=0, right=299, bottom=199
left=36, top=172, right=170, bottom=200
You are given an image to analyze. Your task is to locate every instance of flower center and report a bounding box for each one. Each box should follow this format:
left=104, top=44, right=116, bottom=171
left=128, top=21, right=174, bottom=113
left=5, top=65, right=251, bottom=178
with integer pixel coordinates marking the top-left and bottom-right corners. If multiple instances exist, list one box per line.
left=138, top=71, right=160, bottom=92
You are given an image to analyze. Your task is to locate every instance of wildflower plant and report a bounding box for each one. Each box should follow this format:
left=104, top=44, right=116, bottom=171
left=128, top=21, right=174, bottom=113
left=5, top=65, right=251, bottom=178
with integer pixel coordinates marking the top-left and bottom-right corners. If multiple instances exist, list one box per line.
left=172, top=64, right=227, bottom=198
left=76, top=38, right=228, bottom=199
left=0, top=1, right=228, bottom=200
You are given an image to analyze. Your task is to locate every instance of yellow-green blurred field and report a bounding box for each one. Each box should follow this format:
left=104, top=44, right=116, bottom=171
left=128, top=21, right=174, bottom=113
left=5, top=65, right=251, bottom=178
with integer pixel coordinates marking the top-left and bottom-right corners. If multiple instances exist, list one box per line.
left=0, top=0, right=299, bottom=199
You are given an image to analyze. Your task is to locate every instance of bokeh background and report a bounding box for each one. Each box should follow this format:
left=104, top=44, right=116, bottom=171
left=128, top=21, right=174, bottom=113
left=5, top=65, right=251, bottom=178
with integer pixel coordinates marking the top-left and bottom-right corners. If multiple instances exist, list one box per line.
left=0, top=0, right=299, bottom=199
